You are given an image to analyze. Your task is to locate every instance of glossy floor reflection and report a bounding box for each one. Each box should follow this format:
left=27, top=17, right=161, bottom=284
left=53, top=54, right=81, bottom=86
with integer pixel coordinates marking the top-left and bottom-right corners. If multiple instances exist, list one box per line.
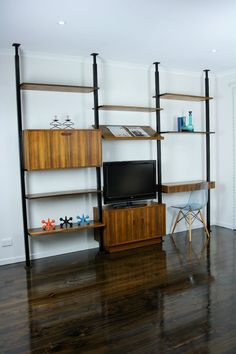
left=1, top=226, right=236, bottom=353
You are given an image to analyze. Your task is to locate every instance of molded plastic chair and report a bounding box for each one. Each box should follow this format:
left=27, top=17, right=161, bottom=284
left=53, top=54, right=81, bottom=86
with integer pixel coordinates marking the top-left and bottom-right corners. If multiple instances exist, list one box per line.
left=171, top=182, right=210, bottom=242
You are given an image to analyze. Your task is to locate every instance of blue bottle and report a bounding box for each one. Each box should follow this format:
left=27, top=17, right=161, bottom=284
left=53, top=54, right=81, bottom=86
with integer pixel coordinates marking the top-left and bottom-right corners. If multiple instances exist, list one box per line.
left=177, top=116, right=186, bottom=131
left=187, top=111, right=194, bottom=131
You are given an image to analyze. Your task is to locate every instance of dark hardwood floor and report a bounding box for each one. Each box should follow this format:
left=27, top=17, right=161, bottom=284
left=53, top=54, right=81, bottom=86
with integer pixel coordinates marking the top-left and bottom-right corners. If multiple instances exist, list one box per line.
left=1, top=226, right=236, bottom=353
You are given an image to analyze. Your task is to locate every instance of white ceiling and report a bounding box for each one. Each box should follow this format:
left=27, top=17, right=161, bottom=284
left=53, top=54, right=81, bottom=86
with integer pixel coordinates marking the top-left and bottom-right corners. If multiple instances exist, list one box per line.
left=1, top=0, right=235, bottom=73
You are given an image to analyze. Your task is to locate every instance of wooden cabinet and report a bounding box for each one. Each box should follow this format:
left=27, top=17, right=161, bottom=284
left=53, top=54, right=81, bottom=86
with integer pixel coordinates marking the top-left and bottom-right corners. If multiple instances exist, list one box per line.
left=23, top=129, right=102, bottom=170
left=94, top=203, right=166, bottom=252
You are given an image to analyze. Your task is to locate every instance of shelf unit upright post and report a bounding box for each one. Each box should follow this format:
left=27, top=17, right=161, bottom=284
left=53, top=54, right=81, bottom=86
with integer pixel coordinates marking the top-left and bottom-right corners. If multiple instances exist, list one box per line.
left=91, top=53, right=104, bottom=252
left=12, top=43, right=31, bottom=268
left=204, top=69, right=211, bottom=231
left=153, top=62, right=162, bottom=203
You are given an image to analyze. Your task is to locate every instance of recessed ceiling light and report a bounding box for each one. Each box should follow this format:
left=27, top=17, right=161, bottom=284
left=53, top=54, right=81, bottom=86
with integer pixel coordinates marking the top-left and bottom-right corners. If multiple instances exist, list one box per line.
left=58, top=20, right=65, bottom=25
left=211, top=49, right=217, bottom=53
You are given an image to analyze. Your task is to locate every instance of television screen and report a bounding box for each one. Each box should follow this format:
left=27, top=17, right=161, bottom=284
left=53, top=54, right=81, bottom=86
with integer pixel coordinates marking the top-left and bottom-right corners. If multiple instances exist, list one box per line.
left=103, top=160, right=156, bottom=205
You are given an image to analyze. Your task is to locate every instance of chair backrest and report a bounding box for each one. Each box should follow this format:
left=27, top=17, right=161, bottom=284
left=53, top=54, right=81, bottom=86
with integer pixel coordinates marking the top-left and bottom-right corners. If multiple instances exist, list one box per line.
left=187, top=182, right=208, bottom=209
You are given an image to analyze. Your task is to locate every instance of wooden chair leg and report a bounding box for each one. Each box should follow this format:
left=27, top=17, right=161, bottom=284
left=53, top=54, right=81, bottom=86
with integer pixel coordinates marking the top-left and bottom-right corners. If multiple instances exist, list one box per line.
left=171, top=210, right=181, bottom=235
left=199, top=210, right=210, bottom=238
left=188, top=211, right=192, bottom=242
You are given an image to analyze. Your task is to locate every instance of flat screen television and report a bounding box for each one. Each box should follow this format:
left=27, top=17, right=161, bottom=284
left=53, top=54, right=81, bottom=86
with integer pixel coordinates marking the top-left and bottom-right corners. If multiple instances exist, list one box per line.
left=103, top=160, right=156, bottom=206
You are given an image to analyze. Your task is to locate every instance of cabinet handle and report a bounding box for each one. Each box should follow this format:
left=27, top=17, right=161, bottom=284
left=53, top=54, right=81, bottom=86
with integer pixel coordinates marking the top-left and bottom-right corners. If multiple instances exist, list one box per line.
left=61, top=132, right=72, bottom=136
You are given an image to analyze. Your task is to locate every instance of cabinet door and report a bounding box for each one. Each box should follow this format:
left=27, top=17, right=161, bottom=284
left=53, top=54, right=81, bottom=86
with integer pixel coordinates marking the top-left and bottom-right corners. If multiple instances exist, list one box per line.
left=23, top=129, right=102, bottom=170
left=130, top=207, right=146, bottom=241
left=145, top=204, right=166, bottom=238
left=103, top=208, right=132, bottom=247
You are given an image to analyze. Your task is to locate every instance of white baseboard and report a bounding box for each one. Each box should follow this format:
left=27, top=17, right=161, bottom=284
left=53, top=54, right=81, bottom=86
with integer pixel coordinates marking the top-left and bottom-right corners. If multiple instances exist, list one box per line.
left=0, top=255, right=25, bottom=266
left=214, top=221, right=235, bottom=230
left=0, top=244, right=99, bottom=266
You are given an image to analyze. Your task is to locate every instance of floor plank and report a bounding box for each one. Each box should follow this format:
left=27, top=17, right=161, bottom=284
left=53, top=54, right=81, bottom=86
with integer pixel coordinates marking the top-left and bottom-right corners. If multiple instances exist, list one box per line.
left=0, top=226, right=236, bottom=353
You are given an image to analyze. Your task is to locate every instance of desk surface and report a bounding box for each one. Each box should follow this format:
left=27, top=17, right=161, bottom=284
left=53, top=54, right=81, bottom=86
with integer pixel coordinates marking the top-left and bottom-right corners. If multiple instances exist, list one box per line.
left=161, top=180, right=215, bottom=193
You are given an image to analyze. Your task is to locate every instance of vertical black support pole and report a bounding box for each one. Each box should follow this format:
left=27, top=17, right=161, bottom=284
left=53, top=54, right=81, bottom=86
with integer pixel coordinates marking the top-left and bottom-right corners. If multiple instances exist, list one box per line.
left=12, top=43, right=31, bottom=268
left=153, top=62, right=162, bottom=203
left=204, top=69, right=211, bottom=231
left=91, top=53, right=104, bottom=252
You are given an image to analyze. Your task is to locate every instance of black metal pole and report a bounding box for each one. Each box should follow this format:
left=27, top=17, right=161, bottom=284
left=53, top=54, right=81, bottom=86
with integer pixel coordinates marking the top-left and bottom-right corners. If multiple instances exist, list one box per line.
left=204, top=69, right=211, bottom=231
left=91, top=53, right=104, bottom=252
left=91, top=53, right=99, bottom=129
left=12, top=43, right=31, bottom=268
left=153, top=62, right=162, bottom=203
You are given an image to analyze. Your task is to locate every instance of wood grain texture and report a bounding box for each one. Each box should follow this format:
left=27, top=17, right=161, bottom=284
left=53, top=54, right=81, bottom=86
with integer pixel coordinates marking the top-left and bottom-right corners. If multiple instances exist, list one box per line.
left=23, top=129, right=102, bottom=170
left=97, top=105, right=163, bottom=112
left=26, top=189, right=102, bottom=199
left=20, top=82, right=98, bottom=93
left=156, top=93, right=213, bottom=101
left=28, top=221, right=105, bottom=236
left=160, top=131, right=215, bottom=134
left=161, top=180, right=215, bottom=193
left=94, top=203, right=166, bottom=252
left=1, top=226, right=235, bottom=354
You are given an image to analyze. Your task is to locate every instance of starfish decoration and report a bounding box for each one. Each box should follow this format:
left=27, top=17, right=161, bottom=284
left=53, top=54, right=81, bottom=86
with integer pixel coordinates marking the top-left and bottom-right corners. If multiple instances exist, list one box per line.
left=59, top=216, right=73, bottom=228
left=41, top=218, right=56, bottom=231
left=76, top=214, right=90, bottom=226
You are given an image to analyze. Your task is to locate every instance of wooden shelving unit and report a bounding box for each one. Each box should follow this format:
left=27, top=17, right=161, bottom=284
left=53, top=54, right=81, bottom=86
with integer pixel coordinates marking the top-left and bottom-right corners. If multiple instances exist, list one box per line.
left=161, top=181, right=215, bottom=193
left=26, top=189, right=102, bottom=200
left=154, top=69, right=214, bottom=230
left=156, top=93, right=213, bottom=102
left=99, top=125, right=163, bottom=140
left=13, top=44, right=104, bottom=268
left=20, top=83, right=98, bottom=93
left=97, top=105, right=162, bottom=112
left=92, top=60, right=167, bottom=251
left=28, top=221, right=105, bottom=237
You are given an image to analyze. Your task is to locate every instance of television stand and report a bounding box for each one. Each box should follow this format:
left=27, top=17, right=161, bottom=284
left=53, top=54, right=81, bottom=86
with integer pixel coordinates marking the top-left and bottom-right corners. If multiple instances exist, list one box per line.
left=112, top=201, right=147, bottom=209
left=93, top=202, right=166, bottom=253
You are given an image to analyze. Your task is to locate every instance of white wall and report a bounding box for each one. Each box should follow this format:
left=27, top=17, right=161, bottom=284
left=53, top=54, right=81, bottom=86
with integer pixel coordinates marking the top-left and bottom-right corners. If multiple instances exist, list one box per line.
left=215, top=72, right=236, bottom=229
left=0, top=50, right=217, bottom=265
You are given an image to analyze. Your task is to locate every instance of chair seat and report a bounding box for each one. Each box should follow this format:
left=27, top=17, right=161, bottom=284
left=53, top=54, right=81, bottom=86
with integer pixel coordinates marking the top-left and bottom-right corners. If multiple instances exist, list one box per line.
left=171, top=203, right=204, bottom=211
left=171, top=183, right=210, bottom=242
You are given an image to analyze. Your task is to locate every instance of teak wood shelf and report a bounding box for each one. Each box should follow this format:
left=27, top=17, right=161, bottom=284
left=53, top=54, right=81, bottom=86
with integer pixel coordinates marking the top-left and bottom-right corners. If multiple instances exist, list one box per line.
left=20, top=83, right=98, bottom=93
left=156, top=93, right=213, bottom=101
left=160, top=131, right=215, bottom=135
left=26, top=189, right=102, bottom=200
left=97, top=105, right=163, bottom=112
left=28, top=221, right=105, bottom=237
left=161, top=181, right=215, bottom=193
left=99, top=125, right=164, bottom=140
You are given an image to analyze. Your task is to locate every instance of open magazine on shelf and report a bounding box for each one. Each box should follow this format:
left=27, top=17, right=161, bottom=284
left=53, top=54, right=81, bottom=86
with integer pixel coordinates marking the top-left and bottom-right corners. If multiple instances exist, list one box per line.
left=106, top=125, right=150, bottom=137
